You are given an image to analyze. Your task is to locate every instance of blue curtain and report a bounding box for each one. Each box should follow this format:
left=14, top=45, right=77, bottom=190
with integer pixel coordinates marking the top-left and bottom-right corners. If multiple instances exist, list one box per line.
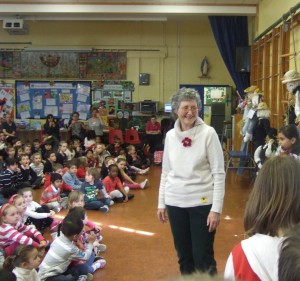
left=209, top=16, right=250, bottom=98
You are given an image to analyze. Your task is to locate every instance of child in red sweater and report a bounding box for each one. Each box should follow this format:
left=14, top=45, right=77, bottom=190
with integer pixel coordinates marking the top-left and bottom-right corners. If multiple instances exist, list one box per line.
left=40, top=173, right=65, bottom=213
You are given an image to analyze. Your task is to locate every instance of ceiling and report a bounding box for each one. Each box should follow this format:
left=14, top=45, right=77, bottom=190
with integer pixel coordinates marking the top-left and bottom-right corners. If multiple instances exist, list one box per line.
left=0, top=0, right=260, bottom=21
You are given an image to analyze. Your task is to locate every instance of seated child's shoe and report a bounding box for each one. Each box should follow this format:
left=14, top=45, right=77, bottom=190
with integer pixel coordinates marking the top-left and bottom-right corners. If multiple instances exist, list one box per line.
left=53, top=206, right=62, bottom=213
left=92, top=258, right=106, bottom=272
left=78, top=274, right=93, bottom=281
left=113, top=197, right=124, bottom=203
left=140, top=179, right=148, bottom=189
left=97, top=243, right=107, bottom=253
left=99, top=205, right=109, bottom=213
left=94, top=255, right=105, bottom=262
left=109, top=200, right=114, bottom=206
left=127, top=194, right=135, bottom=200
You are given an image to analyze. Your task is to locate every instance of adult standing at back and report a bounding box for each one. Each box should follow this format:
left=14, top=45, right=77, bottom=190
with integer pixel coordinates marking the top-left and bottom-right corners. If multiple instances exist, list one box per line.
left=87, top=108, right=104, bottom=137
left=68, top=111, right=85, bottom=141
left=145, top=114, right=161, bottom=154
left=157, top=87, right=225, bottom=276
left=1, top=115, right=17, bottom=144
left=43, top=114, right=60, bottom=151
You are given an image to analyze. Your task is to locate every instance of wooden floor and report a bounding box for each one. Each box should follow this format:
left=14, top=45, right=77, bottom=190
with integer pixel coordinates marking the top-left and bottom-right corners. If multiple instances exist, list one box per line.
left=35, top=165, right=254, bottom=281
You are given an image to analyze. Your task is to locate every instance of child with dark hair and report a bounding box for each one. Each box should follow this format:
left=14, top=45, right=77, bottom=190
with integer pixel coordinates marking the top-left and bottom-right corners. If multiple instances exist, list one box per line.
left=62, top=159, right=82, bottom=191
left=38, top=214, right=96, bottom=281
left=80, top=167, right=112, bottom=212
left=3, top=245, right=41, bottom=281
left=84, top=130, right=96, bottom=151
left=41, top=139, right=54, bottom=161
left=18, top=154, right=42, bottom=189
left=275, top=124, right=300, bottom=157
left=0, top=158, right=23, bottom=198
left=85, top=149, right=96, bottom=168
left=224, top=156, right=300, bottom=280
left=43, top=151, right=57, bottom=174
left=56, top=140, right=68, bottom=166
left=4, top=145, right=16, bottom=161
left=63, top=207, right=106, bottom=273
left=40, top=173, right=64, bottom=213
left=32, top=139, right=42, bottom=155
left=102, top=164, right=134, bottom=203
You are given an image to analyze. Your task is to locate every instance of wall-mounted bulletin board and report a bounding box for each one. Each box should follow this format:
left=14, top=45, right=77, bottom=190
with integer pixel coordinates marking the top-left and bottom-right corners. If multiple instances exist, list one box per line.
left=92, top=80, right=134, bottom=130
left=15, top=81, right=91, bottom=119
left=92, top=80, right=134, bottom=117
left=0, top=83, right=15, bottom=118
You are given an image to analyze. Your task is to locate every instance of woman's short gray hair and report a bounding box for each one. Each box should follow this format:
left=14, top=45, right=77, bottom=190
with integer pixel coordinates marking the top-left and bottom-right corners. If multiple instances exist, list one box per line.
left=170, top=87, right=202, bottom=115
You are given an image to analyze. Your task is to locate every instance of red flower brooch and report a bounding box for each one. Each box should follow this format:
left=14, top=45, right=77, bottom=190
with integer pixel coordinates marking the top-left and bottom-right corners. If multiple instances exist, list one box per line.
left=182, top=137, right=192, bottom=147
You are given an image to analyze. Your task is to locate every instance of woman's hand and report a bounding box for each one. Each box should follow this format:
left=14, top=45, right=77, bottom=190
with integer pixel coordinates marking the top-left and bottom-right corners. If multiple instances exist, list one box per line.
left=157, top=208, right=168, bottom=223
left=207, top=211, right=220, bottom=232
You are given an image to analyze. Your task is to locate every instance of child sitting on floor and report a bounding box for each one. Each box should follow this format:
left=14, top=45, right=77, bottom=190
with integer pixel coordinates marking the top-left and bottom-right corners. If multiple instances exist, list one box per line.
left=38, top=214, right=96, bottom=281
left=18, top=154, right=43, bottom=189
left=19, top=188, right=58, bottom=234
left=3, top=245, right=41, bottom=281
left=116, top=158, right=148, bottom=189
left=40, top=173, right=66, bottom=213
left=62, top=159, right=82, bottom=191
left=102, top=164, right=134, bottom=203
left=30, top=153, right=45, bottom=186
left=81, top=167, right=113, bottom=213
left=68, top=191, right=106, bottom=255
left=0, top=204, right=47, bottom=257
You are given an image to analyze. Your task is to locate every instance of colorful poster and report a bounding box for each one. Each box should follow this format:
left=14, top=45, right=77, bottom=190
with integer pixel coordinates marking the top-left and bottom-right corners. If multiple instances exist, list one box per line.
left=21, top=52, right=79, bottom=79
left=79, top=52, right=126, bottom=80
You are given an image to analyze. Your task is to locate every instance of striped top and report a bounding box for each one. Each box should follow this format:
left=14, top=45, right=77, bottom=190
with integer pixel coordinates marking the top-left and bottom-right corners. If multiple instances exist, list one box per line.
left=0, top=221, right=45, bottom=248
left=38, top=234, right=93, bottom=281
left=40, top=184, right=61, bottom=205
left=0, top=169, right=23, bottom=191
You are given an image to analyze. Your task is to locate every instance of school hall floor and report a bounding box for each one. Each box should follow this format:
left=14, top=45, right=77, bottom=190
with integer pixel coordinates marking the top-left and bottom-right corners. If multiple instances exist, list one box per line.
left=34, top=165, right=253, bottom=281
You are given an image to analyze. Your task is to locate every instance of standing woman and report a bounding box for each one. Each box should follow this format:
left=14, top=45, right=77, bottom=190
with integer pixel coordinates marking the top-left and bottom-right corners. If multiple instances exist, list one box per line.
left=157, top=87, right=225, bottom=276
left=87, top=108, right=104, bottom=137
left=43, top=114, right=60, bottom=151
left=68, top=111, right=85, bottom=141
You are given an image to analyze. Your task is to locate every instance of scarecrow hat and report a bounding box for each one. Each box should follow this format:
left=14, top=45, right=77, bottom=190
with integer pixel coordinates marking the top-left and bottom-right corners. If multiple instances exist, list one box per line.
left=282, top=70, right=300, bottom=84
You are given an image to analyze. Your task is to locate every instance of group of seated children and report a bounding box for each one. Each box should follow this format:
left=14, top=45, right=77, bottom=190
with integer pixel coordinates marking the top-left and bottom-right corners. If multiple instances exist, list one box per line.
left=0, top=132, right=150, bottom=279
left=0, top=189, right=108, bottom=281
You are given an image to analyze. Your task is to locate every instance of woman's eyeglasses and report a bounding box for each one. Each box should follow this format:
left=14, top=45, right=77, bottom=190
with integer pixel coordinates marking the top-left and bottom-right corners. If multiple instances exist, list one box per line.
left=179, top=106, right=198, bottom=112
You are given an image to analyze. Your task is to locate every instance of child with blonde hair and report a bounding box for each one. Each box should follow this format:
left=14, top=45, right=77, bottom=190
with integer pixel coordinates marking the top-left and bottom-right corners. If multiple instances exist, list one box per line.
left=30, top=153, right=45, bottom=185
left=9, top=193, right=58, bottom=236
left=0, top=204, right=47, bottom=257
left=18, top=188, right=59, bottom=233
left=3, top=245, right=41, bottom=281
left=224, top=156, right=300, bottom=281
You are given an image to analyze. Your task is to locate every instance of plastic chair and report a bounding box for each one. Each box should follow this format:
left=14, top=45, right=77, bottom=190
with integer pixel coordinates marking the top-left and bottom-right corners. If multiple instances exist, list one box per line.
left=108, top=129, right=124, bottom=144
left=125, top=129, right=141, bottom=145
left=225, top=141, right=256, bottom=179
